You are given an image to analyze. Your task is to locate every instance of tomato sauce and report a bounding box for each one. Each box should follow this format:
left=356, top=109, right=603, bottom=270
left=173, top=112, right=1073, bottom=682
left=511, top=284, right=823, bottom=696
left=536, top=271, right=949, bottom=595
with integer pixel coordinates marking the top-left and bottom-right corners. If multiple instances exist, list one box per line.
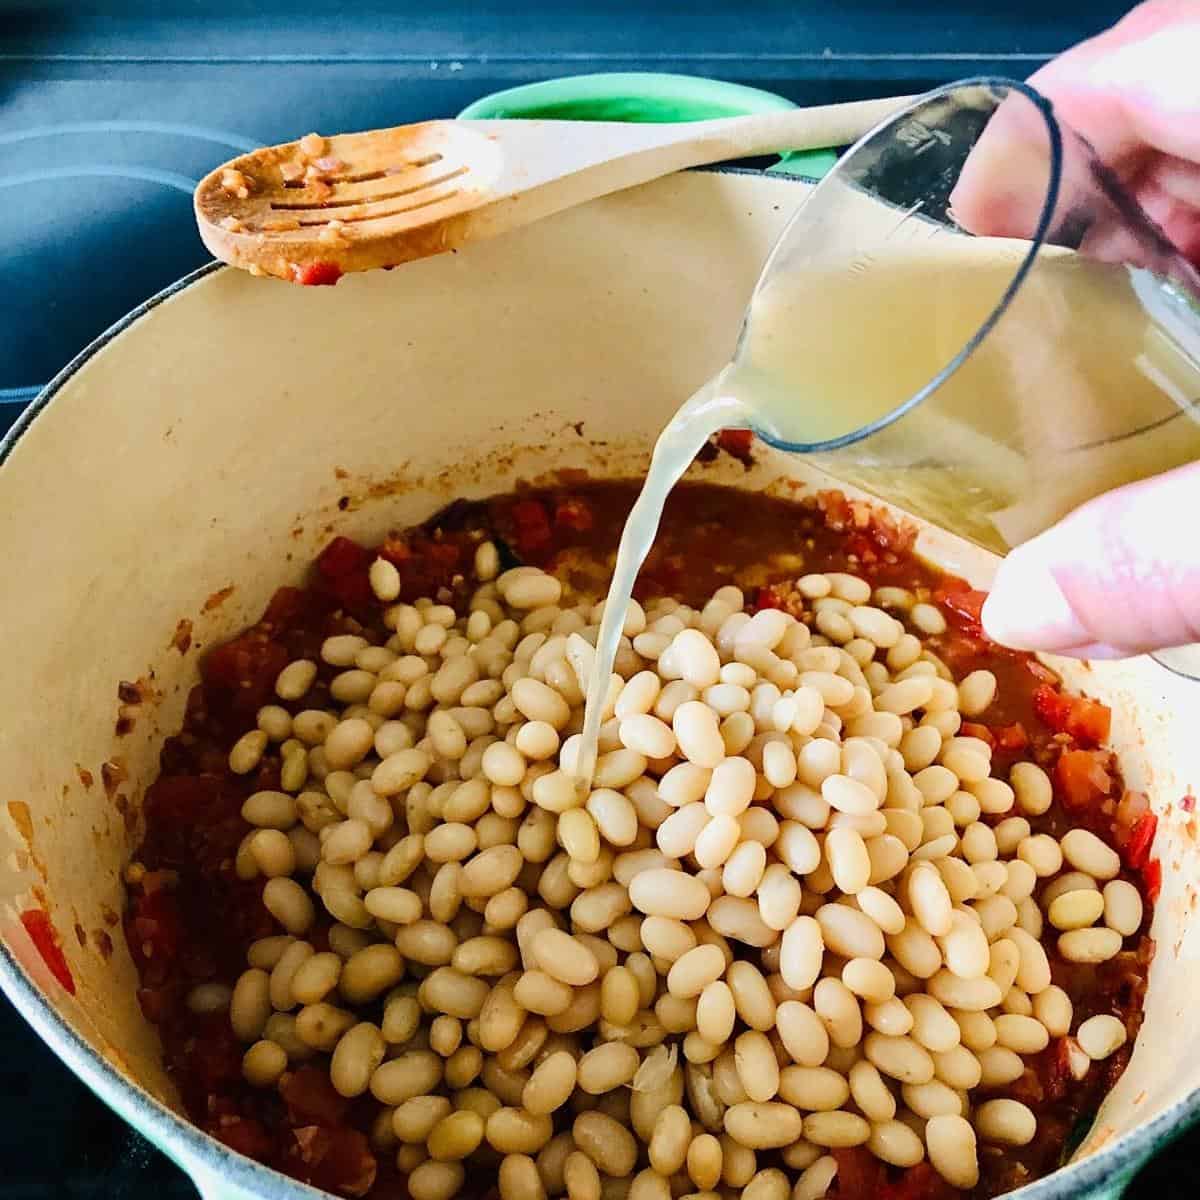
left=124, top=480, right=1155, bottom=1200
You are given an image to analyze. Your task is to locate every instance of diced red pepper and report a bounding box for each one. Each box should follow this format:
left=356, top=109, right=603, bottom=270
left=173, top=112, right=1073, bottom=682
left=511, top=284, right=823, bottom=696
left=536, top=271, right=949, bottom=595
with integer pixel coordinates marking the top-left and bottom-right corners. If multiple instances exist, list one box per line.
left=1124, top=811, right=1158, bottom=870
left=1182, top=793, right=1196, bottom=813
left=1055, top=749, right=1114, bottom=811
left=1143, top=857, right=1162, bottom=902
left=19, top=909, right=75, bottom=994
left=1033, top=685, right=1111, bottom=747
left=292, top=260, right=342, bottom=287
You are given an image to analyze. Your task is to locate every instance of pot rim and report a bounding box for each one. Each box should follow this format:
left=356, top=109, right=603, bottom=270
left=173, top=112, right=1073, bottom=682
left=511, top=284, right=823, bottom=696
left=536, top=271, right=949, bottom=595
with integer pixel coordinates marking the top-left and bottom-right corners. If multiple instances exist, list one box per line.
left=0, top=166, right=1196, bottom=1200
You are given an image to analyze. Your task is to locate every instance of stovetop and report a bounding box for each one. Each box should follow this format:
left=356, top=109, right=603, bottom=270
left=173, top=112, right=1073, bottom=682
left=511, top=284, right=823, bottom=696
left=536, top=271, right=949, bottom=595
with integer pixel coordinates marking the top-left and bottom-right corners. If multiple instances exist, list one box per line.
left=2, top=3, right=1196, bottom=1197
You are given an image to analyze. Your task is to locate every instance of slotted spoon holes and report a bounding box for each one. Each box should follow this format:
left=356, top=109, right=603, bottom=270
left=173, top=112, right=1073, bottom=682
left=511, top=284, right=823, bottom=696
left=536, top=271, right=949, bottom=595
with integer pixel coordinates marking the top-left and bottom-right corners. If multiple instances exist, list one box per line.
left=270, top=165, right=470, bottom=217
left=277, top=152, right=444, bottom=190
left=333, top=154, right=444, bottom=185
left=294, top=183, right=469, bottom=227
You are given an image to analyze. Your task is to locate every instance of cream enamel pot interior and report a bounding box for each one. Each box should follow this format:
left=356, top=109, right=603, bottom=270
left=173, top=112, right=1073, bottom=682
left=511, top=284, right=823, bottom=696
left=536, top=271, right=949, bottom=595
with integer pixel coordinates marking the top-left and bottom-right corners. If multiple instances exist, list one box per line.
left=0, top=167, right=1197, bottom=1200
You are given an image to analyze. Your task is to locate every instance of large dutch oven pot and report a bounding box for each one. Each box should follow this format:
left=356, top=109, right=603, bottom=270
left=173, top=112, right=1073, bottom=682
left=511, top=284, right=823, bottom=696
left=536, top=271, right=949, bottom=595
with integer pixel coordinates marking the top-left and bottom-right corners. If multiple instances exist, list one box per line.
left=0, top=73, right=1197, bottom=1200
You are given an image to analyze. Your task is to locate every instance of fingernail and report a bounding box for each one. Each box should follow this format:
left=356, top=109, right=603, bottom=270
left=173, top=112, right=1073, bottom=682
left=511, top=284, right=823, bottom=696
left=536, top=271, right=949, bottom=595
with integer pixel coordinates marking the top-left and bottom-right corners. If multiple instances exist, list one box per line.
left=982, top=550, right=1090, bottom=651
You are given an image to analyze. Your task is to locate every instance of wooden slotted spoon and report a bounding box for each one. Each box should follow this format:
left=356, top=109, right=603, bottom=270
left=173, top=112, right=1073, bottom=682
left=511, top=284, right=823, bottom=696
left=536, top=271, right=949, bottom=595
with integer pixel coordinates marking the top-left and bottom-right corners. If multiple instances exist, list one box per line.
left=195, top=96, right=914, bottom=283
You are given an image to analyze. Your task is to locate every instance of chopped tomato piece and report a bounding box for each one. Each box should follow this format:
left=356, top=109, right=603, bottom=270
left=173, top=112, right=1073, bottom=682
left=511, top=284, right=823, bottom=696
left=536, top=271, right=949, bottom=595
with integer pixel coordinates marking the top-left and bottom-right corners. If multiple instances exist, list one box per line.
left=20, top=909, right=75, bottom=994
left=960, top=722, right=996, bottom=749
left=377, top=534, right=412, bottom=564
left=993, top=722, right=1030, bottom=752
left=1055, top=749, right=1114, bottom=811
left=186, top=1017, right=244, bottom=1092
left=1033, top=685, right=1111, bottom=747
left=1033, top=684, right=1068, bottom=728
left=314, top=536, right=373, bottom=612
left=314, top=1128, right=377, bottom=1198
left=1062, top=693, right=1112, bottom=745
left=880, top=1161, right=957, bottom=1200
left=1026, top=658, right=1060, bottom=684
left=126, top=880, right=184, bottom=972
left=378, top=533, right=467, bottom=601
left=753, top=586, right=784, bottom=612
left=284, top=1125, right=377, bottom=1197
left=1123, top=811, right=1158, bottom=870
left=261, top=585, right=311, bottom=629
left=1182, top=793, right=1196, bottom=813
left=844, top=532, right=880, bottom=564
left=553, top=497, right=594, bottom=533
left=511, top=499, right=554, bottom=560
left=934, top=572, right=971, bottom=594
left=210, top=1115, right=274, bottom=1160
left=279, top=1065, right=351, bottom=1126
left=136, top=985, right=174, bottom=1024
left=292, top=260, right=342, bottom=287
left=316, top=536, right=369, bottom=579
left=1115, top=788, right=1150, bottom=831
left=716, top=429, right=754, bottom=462
left=832, top=1146, right=885, bottom=1197
left=1042, top=1037, right=1074, bottom=1103
left=934, top=584, right=988, bottom=638
left=202, top=629, right=290, bottom=721
left=1007, top=1064, right=1046, bottom=1107
left=816, top=489, right=918, bottom=555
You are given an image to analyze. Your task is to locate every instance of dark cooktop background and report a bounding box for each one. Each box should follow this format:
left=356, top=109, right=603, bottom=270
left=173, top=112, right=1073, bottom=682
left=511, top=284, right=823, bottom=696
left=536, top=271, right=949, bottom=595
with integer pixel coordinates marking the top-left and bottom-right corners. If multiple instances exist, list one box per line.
left=2, top=3, right=1195, bottom=1196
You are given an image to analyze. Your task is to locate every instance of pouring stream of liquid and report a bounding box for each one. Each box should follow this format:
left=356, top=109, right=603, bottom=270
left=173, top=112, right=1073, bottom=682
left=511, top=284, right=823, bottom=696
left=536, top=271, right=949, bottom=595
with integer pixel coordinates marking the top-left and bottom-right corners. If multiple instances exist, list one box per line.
left=574, top=380, right=747, bottom=793
left=571, top=241, right=1200, bottom=792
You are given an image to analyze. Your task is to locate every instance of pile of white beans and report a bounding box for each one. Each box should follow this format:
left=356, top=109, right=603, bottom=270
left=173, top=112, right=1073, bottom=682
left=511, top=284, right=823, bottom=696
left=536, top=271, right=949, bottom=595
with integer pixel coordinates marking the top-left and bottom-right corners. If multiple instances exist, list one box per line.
left=197, top=545, right=1145, bottom=1200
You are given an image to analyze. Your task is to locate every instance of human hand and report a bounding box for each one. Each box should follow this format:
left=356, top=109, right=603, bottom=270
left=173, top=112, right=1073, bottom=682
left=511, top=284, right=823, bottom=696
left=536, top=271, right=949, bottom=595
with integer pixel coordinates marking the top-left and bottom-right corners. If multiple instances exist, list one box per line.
left=953, top=0, right=1200, bottom=266
left=968, top=2, right=1200, bottom=658
left=982, top=459, right=1200, bottom=657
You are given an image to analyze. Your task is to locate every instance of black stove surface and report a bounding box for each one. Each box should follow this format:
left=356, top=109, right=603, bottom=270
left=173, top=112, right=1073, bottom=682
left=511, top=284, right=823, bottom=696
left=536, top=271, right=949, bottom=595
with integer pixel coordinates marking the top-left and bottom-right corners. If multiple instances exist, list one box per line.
left=1, top=3, right=1196, bottom=1196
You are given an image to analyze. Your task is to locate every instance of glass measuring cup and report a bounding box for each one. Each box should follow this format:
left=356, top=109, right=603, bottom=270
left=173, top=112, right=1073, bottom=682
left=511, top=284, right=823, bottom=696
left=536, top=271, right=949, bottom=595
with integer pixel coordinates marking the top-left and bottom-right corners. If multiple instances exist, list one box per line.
left=720, top=77, right=1200, bottom=674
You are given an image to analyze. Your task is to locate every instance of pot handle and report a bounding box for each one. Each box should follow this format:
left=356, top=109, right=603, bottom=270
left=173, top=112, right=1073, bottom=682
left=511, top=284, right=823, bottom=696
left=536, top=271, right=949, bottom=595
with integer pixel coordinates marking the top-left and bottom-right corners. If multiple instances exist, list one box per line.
left=456, top=72, right=839, bottom=181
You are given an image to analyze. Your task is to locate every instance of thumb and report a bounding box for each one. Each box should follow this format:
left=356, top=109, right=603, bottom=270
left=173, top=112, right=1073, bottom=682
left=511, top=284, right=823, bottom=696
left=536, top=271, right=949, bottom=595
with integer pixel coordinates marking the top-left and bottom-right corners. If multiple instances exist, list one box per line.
left=982, top=460, right=1200, bottom=656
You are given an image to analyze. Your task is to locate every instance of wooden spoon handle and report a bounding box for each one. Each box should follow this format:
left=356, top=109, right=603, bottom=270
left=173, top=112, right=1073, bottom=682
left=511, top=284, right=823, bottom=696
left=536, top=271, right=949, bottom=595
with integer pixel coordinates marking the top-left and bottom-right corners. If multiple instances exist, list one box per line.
left=681, top=95, right=919, bottom=162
